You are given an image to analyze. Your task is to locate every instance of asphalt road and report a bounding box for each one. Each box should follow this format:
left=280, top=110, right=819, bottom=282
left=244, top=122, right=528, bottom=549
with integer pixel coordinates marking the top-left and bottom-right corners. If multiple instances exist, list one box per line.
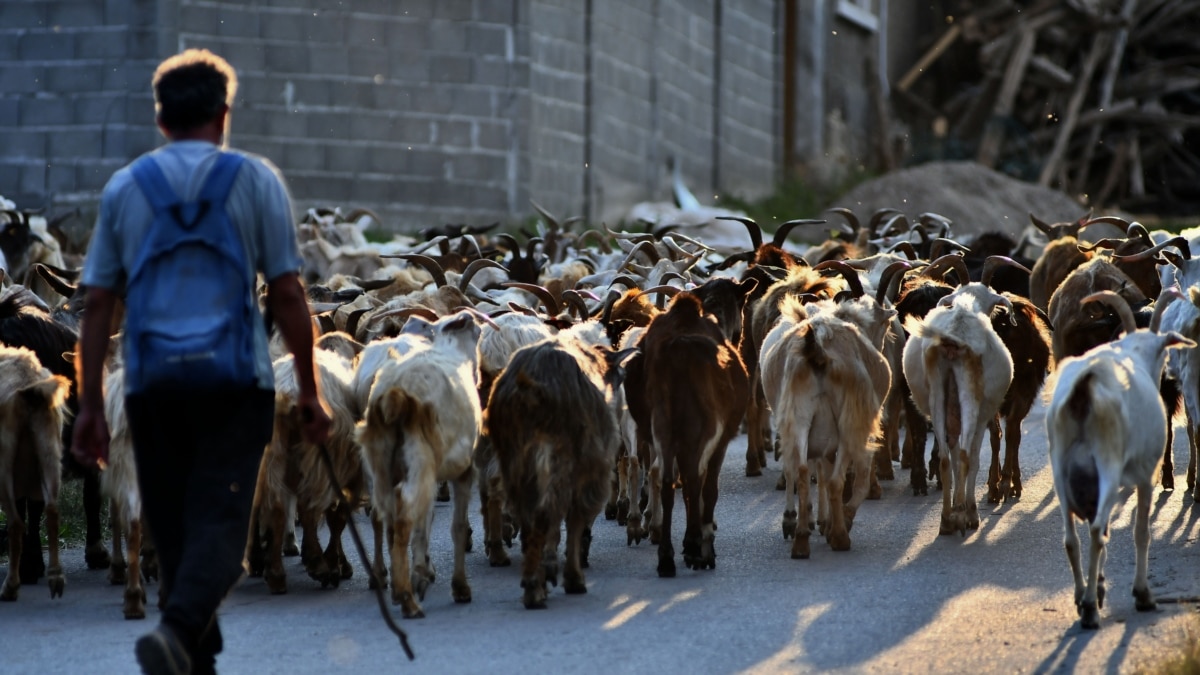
left=6, top=398, right=1200, bottom=674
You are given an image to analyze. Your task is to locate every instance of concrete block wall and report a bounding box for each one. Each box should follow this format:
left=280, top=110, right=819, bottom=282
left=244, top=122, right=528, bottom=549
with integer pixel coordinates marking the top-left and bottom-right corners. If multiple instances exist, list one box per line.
left=0, top=0, right=161, bottom=211
left=0, top=0, right=786, bottom=233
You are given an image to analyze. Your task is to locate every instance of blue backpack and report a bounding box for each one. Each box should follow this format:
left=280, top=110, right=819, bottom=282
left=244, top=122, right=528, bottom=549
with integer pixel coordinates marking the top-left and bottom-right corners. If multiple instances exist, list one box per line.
left=124, top=151, right=258, bottom=394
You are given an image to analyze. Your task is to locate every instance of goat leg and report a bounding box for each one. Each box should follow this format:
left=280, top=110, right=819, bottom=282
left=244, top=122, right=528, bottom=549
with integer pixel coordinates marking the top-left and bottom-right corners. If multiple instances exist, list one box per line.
left=563, top=509, right=588, bottom=594
left=83, top=471, right=110, bottom=569
left=123, top=516, right=146, bottom=620
left=1, top=507, right=24, bottom=601
left=450, top=476, right=472, bottom=604
left=44, top=500, right=63, bottom=599
left=108, top=501, right=128, bottom=585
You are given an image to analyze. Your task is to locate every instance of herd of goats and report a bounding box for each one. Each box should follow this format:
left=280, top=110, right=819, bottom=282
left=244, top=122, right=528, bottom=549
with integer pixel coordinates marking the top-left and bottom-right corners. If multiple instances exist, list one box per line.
left=1, top=200, right=1198, bottom=630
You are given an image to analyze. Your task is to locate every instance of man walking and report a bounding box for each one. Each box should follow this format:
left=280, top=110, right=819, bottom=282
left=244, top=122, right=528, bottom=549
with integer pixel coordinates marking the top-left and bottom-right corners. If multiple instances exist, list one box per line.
left=72, top=49, right=331, bottom=674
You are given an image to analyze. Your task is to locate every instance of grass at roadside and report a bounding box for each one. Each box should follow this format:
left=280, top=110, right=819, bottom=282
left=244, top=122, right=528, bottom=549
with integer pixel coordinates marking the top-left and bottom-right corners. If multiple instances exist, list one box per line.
left=719, top=168, right=877, bottom=235
left=0, top=478, right=100, bottom=564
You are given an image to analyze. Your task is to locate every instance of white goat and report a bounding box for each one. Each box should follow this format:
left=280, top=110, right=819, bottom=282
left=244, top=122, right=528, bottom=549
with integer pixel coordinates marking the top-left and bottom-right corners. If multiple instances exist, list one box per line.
left=249, top=347, right=361, bottom=594
left=1156, top=256, right=1200, bottom=493
left=1046, top=290, right=1192, bottom=629
left=0, top=345, right=71, bottom=601
left=354, top=310, right=485, bottom=618
left=760, top=296, right=892, bottom=557
left=903, top=283, right=1014, bottom=535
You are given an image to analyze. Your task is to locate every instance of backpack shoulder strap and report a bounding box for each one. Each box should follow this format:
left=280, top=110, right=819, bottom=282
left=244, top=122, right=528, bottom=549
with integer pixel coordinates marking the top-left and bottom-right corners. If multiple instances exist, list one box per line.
left=129, top=156, right=179, bottom=213
left=199, top=152, right=246, bottom=206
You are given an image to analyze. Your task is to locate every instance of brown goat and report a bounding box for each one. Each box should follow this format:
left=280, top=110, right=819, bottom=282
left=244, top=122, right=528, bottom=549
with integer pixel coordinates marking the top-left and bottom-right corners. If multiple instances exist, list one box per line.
left=485, top=334, right=632, bottom=608
left=641, top=292, right=750, bottom=576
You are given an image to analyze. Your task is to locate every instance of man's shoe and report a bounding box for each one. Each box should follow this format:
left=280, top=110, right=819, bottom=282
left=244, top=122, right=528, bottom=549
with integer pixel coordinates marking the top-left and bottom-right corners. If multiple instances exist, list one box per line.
left=136, top=625, right=192, bottom=675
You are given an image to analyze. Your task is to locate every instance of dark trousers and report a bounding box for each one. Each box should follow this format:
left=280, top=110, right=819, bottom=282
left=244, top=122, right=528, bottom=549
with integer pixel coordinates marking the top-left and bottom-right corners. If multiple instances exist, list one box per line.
left=127, top=387, right=274, bottom=671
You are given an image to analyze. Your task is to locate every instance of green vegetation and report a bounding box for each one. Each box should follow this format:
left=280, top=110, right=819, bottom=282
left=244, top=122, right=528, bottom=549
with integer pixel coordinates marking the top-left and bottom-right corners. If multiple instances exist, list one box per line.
left=720, top=168, right=877, bottom=238
left=1141, top=618, right=1200, bottom=674
left=0, top=479, right=99, bottom=564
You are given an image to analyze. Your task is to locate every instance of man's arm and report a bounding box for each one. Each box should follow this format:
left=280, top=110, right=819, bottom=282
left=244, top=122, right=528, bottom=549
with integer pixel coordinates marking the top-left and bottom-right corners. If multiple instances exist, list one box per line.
left=71, top=287, right=118, bottom=470
left=267, top=271, right=331, bottom=444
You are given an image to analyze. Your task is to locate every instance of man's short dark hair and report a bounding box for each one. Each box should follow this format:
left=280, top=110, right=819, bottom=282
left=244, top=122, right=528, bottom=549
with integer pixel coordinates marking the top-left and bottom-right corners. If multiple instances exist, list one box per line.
left=152, top=49, right=238, bottom=133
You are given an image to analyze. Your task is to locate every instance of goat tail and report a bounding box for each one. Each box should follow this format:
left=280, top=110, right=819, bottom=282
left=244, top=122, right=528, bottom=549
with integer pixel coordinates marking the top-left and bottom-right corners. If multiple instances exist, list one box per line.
left=379, top=388, right=439, bottom=447
left=1055, top=369, right=1123, bottom=523
left=800, top=323, right=830, bottom=374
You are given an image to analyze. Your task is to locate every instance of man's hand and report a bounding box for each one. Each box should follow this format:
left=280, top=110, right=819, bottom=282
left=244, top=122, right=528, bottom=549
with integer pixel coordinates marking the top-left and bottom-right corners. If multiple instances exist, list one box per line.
left=71, top=403, right=110, bottom=471
left=297, top=392, right=332, bottom=445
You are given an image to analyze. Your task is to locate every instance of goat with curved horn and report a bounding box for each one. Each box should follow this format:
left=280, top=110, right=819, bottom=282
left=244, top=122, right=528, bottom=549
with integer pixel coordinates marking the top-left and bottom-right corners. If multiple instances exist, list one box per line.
left=605, top=222, right=656, bottom=244
left=886, top=241, right=919, bottom=260
left=924, top=253, right=970, bottom=286
left=365, top=305, right=440, bottom=328
left=981, top=256, right=1032, bottom=288
left=576, top=229, right=613, bottom=254
left=561, top=289, right=591, bottom=319
left=394, top=254, right=448, bottom=288
left=875, top=260, right=913, bottom=305
left=928, top=238, right=971, bottom=261
left=716, top=215, right=764, bottom=251
left=344, top=307, right=372, bottom=339
left=458, top=258, right=509, bottom=292
left=1110, top=236, right=1192, bottom=263
left=824, top=207, right=861, bottom=236
left=1080, top=291, right=1137, bottom=336
left=813, top=259, right=865, bottom=298
left=502, top=282, right=561, bottom=316
left=773, top=219, right=826, bottom=247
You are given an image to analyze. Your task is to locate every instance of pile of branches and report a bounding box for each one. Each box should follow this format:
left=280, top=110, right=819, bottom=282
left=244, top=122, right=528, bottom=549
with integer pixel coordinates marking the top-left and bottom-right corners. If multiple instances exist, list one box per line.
left=892, top=0, right=1200, bottom=215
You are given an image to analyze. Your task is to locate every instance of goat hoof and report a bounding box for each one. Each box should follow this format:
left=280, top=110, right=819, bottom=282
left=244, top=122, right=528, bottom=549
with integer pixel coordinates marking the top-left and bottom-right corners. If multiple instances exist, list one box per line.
left=1078, top=601, right=1100, bottom=629
left=867, top=483, right=882, bottom=500
left=775, top=474, right=787, bottom=491
left=616, top=498, right=630, bottom=526
left=657, top=559, right=676, bottom=578
left=1162, top=472, right=1175, bottom=492
left=436, top=481, right=451, bottom=502
left=782, top=511, right=797, bottom=540
left=412, top=573, right=431, bottom=602
left=1134, top=587, right=1157, bottom=612
left=282, top=537, right=300, bottom=558
left=123, top=588, right=146, bottom=620
left=604, top=502, right=618, bottom=521
left=265, top=570, right=288, bottom=595
left=108, top=562, right=128, bottom=586
left=828, top=530, right=851, bottom=552
left=452, top=577, right=472, bottom=604
left=564, top=573, right=586, bottom=595
left=486, top=543, right=512, bottom=567
left=84, top=542, right=111, bottom=570
left=395, top=591, right=425, bottom=619
left=47, top=572, right=65, bottom=599
left=1, top=582, right=17, bottom=601
left=368, top=571, right=386, bottom=590
left=791, top=534, right=810, bottom=559
left=1097, top=581, right=1107, bottom=609
left=745, top=465, right=762, bottom=478
left=648, top=525, right=662, bottom=546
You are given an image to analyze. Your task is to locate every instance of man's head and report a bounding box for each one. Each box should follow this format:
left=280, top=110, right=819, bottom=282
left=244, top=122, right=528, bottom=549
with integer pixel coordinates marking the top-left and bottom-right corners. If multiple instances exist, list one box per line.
left=152, top=49, right=237, bottom=142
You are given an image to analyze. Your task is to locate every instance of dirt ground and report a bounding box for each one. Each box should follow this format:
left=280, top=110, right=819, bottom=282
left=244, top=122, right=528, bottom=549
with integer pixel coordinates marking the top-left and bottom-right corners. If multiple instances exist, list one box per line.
left=828, top=160, right=1096, bottom=239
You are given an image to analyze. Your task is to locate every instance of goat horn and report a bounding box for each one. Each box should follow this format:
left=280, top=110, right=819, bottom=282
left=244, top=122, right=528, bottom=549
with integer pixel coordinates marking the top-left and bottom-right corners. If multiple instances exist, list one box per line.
left=394, top=254, right=448, bottom=288
left=458, top=233, right=483, bottom=260
left=709, top=250, right=754, bottom=272
left=452, top=305, right=502, bottom=331
left=867, top=208, right=903, bottom=236
left=929, top=238, right=971, bottom=261
left=494, top=233, right=521, bottom=257
left=879, top=214, right=910, bottom=238
left=657, top=270, right=686, bottom=287
left=599, top=288, right=622, bottom=323
left=1028, top=213, right=1053, bottom=235
left=459, top=258, right=509, bottom=292
left=662, top=236, right=693, bottom=262
left=1084, top=215, right=1130, bottom=230
left=1161, top=250, right=1187, bottom=271
left=344, top=308, right=371, bottom=339
left=876, top=260, right=913, bottom=306
left=530, top=198, right=560, bottom=232
left=663, top=232, right=714, bottom=252
left=717, top=216, right=763, bottom=251
left=773, top=219, right=826, bottom=247
left=643, top=284, right=681, bottom=309
left=507, top=302, right=539, bottom=317
left=365, top=305, right=440, bottom=328
left=576, top=229, right=613, bottom=255
left=1151, top=289, right=1186, bottom=333
left=1081, top=290, right=1137, bottom=335
left=608, top=275, right=642, bottom=291
left=1126, top=222, right=1151, bottom=244
left=813, top=259, right=865, bottom=298
left=980, top=256, right=1032, bottom=288
left=924, top=253, right=969, bottom=286
left=34, top=263, right=78, bottom=298
left=605, top=222, right=656, bottom=244
left=886, top=241, right=918, bottom=260
left=561, top=289, right=591, bottom=319
left=825, top=207, right=861, bottom=233
left=404, top=235, right=448, bottom=256
left=315, top=313, right=337, bottom=335
left=1111, top=236, right=1192, bottom=263
left=619, top=240, right=660, bottom=270
left=358, top=278, right=397, bottom=292
left=502, top=282, right=561, bottom=316
left=525, top=237, right=544, bottom=261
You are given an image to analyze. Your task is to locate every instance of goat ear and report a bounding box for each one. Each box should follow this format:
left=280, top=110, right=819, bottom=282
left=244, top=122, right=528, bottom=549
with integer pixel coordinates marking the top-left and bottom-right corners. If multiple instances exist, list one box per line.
left=1165, top=332, right=1197, bottom=350
left=607, top=347, right=639, bottom=370
left=440, top=313, right=475, bottom=334
left=20, top=375, right=70, bottom=409
left=737, top=277, right=759, bottom=297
